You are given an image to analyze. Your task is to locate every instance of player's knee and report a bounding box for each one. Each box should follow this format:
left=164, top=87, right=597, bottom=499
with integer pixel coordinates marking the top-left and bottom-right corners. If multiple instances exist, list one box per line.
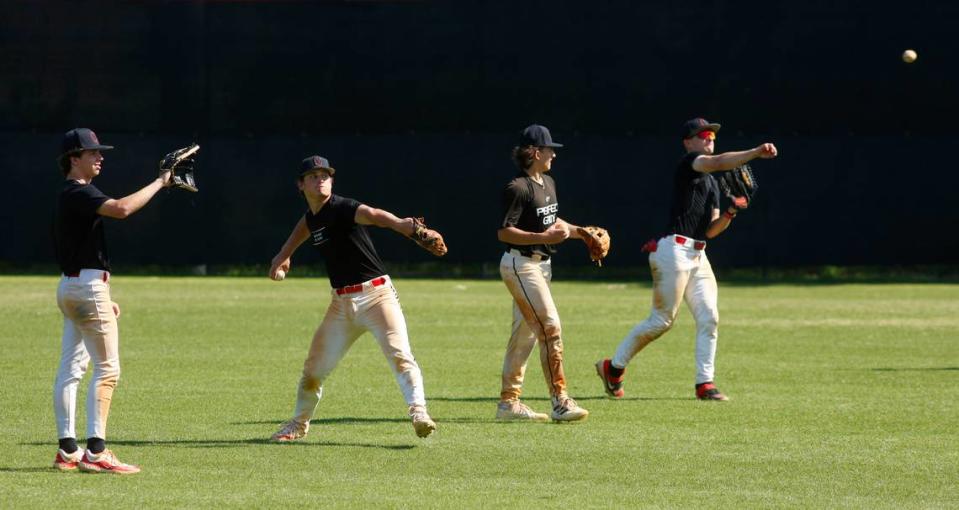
left=648, top=312, right=676, bottom=334
left=651, top=310, right=675, bottom=328
left=96, top=368, right=120, bottom=389
left=388, top=351, right=417, bottom=373
left=541, top=320, right=562, bottom=341
left=699, top=311, right=719, bottom=331
left=300, top=374, right=322, bottom=393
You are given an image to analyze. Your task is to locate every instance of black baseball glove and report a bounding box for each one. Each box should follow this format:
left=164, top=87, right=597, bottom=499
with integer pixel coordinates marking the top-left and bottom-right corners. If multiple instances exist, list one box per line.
left=159, top=144, right=200, bottom=192
left=716, top=164, right=757, bottom=207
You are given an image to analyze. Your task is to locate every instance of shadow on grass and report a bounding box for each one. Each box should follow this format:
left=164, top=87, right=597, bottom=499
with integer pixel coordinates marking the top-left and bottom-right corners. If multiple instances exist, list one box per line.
left=427, top=395, right=688, bottom=402
left=0, top=467, right=59, bottom=473
left=233, top=417, right=409, bottom=426
left=21, top=438, right=415, bottom=451
left=870, top=367, right=959, bottom=372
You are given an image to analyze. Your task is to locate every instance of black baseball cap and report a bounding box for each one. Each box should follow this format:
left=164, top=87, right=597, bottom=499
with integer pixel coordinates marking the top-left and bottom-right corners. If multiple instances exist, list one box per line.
left=299, top=155, right=335, bottom=177
left=60, top=128, right=114, bottom=156
left=681, top=118, right=721, bottom=139
left=518, top=124, right=563, bottom=148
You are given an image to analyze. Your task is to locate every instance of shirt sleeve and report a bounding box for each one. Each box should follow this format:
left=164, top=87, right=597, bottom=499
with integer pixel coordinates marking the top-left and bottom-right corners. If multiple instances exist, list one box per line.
left=680, top=152, right=700, bottom=176
left=500, top=182, right=527, bottom=229
left=71, top=184, right=110, bottom=216
left=340, top=197, right=361, bottom=226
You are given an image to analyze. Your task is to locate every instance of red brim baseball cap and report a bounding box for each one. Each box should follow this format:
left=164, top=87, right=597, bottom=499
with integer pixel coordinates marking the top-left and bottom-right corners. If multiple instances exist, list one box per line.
left=681, top=118, right=721, bottom=139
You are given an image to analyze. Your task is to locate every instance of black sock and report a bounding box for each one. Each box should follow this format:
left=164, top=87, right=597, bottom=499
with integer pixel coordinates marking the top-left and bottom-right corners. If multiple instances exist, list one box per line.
left=86, top=437, right=106, bottom=454
left=58, top=438, right=78, bottom=454
left=609, top=365, right=625, bottom=378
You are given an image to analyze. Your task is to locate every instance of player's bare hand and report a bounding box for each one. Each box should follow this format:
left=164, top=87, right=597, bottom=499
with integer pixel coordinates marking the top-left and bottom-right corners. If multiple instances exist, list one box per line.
left=732, top=197, right=748, bottom=209
left=270, top=255, right=291, bottom=279
left=755, top=143, right=778, bottom=159
left=542, top=222, right=570, bottom=244
left=111, top=301, right=121, bottom=319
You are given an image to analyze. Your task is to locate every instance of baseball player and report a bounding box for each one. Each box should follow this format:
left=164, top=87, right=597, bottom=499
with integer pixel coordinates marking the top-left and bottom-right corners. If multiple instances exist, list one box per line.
left=269, top=156, right=443, bottom=441
left=495, top=124, right=592, bottom=422
left=51, top=128, right=177, bottom=474
left=596, top=118, right=777, bottom=401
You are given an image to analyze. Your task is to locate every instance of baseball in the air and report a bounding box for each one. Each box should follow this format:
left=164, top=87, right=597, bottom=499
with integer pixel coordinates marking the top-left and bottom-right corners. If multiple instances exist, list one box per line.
left=272, top=269, right=286, bottom=281
left=902, top=49, right=917, bottom=63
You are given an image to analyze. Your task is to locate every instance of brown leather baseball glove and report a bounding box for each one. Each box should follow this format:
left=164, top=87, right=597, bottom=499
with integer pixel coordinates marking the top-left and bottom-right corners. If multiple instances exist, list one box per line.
left=576, top=226, right=610, bottom=266
left=409, top=217, right=447, bottom=256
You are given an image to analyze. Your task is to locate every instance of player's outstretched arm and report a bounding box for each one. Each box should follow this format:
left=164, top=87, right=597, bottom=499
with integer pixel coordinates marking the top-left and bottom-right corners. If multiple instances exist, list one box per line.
left=270, top=215, right=310, bottom=277
left=692, top=143, right=778, bottom=173
left=356, top=205, right=448, bottom=256
left=96, top=171, right=171, bottom=219
left=354, top=204, right=414, bottom=235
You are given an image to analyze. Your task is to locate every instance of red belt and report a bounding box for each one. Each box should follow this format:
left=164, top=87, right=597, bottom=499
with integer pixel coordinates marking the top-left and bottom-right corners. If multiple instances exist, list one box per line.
left=674, top=235, right=706, bottom=250
left=64, top=270, right=110, bottom=282
left=335, top=277, right=387, bottom=295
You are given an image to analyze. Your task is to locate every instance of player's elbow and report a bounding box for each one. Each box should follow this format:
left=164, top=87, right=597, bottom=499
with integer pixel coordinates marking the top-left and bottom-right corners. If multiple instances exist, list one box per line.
left=115, top=206, right=135, bottom=219
left=496, top=229, right=511, bottom=243
left=97, top=202, right=133, bottom=219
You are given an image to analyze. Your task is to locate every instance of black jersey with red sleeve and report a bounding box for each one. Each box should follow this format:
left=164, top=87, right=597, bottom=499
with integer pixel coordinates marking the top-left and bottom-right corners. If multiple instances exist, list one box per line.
left=53, top=180, right=111, bottom=274
left=304, top=194, right=388, bottom=288
left=500, top=173, right=559, bottom=257
left=666, top=153, right=720, bottom=241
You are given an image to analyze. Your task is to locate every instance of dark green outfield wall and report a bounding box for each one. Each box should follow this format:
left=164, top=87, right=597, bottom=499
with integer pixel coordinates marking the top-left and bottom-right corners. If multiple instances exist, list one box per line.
left=4, top=1, right=957, bottom=269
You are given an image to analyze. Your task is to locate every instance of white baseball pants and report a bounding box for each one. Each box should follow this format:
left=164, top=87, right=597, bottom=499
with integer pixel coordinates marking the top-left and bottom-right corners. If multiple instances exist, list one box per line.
left=53, top=269, right=119, bottom=441
left=499, top=250, right=568, bottom=401
left=612, top=235, right=720, bottom=384
left=290, top=276, right=426, bottom=424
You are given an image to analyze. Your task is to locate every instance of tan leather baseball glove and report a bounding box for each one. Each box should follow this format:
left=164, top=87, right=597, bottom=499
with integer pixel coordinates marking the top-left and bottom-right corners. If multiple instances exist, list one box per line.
left=409, top=217, right=447, bottom=256
left=577, top=226, right=610, bottom=266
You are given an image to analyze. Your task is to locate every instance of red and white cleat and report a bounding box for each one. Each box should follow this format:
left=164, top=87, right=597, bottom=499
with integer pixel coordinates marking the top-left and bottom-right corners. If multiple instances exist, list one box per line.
left=78, top=449, right=141, bottom=475
left=271, top=419, right=310, bottom=442
left=53, top=448, right=84, bottom=471
left=595, top=359, right=625, bottom=399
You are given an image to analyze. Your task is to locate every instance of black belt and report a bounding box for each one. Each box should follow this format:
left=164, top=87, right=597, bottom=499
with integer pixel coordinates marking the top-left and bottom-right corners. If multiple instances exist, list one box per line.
left=508, top=249, right=550, bottom=261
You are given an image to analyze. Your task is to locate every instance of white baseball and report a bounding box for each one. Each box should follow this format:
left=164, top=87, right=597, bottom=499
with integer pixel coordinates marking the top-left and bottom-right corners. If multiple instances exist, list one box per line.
left=273, top=269, right=286, bottom=281
left=902, top=49, right=917, bottom=63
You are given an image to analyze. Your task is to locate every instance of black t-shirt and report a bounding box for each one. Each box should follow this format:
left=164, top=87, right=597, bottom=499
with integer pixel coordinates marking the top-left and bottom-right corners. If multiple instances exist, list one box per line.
left=304, top=194, right=388, bottom=288
left=500, top=172, right=559, bottom=256
left=666, top=152, right=720, bottom=240
left=53, top=180, right=111, bottom=274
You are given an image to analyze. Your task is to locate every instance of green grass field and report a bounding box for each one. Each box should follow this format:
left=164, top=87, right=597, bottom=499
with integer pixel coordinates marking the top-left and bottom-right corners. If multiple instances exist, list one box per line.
left=1, top=276, right=956, bottom=508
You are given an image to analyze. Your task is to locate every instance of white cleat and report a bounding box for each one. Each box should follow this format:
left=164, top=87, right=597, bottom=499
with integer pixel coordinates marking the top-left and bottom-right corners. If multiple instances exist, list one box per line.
left=271, top=419, right=309, bottom=442
left=496, top=399, right=549, bottom=422
left=409, top=405, right=437, bottom=438
left=551, top=395, right=589, bottom=422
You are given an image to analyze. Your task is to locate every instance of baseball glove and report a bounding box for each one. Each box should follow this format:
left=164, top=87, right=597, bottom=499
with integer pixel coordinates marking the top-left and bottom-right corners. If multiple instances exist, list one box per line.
left=576, top=226, right=610, bottom=266
left=409, top=217, right=447, bottom=256
left=716, top=164, right=757, bottom=207
left=159, top=144, right=200, bottom=192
